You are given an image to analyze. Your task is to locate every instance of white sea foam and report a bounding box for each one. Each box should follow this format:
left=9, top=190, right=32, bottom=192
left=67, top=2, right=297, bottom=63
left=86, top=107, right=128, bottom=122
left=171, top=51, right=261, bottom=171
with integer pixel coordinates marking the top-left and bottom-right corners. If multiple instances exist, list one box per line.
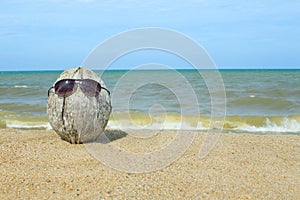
left=6, top=121, right=50, bottom=129
left=107, top=120, right=206, bottom=131
left=107, top=116, right=300, bottom=133
left=4, top=116, right=300, bottom=134
left=12, top=85, right=28, bottom=88
left=236, top=118, right=300, bottom=133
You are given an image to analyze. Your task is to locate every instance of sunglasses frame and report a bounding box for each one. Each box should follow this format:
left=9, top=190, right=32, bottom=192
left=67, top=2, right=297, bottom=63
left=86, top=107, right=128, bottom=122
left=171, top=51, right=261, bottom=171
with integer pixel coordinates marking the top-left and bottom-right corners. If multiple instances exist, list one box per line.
left=48, top=78, right=110, bottom=97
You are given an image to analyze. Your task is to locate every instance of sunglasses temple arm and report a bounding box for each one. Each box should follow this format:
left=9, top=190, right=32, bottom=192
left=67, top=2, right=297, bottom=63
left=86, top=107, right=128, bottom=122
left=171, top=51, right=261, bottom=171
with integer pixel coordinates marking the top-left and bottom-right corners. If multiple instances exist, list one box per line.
left=48, top=86, right=54, bottom=97
left=102, top=87, right=111, bottom=96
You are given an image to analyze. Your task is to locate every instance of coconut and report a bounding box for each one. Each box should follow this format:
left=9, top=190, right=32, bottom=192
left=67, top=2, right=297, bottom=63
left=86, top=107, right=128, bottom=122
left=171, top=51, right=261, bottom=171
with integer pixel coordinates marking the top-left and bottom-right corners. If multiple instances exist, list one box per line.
left=47, top=67, right=111, bottom=143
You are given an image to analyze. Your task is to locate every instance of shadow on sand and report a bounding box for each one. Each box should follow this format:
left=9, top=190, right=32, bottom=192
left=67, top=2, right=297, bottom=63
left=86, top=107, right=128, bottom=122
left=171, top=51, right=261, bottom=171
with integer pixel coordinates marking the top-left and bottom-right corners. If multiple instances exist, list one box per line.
left=95, top=129, right=128, bottom=144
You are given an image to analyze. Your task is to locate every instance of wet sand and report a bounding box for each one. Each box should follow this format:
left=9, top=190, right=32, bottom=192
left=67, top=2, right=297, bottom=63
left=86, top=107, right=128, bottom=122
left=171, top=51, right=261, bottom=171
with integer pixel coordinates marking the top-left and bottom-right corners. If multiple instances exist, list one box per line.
left=0, top=129, right=299, bottom=199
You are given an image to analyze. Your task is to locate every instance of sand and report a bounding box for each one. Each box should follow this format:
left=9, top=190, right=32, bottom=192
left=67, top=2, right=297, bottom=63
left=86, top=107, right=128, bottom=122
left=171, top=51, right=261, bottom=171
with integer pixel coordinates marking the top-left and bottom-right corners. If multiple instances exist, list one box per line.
left=0, top=129, right=299, bottom=199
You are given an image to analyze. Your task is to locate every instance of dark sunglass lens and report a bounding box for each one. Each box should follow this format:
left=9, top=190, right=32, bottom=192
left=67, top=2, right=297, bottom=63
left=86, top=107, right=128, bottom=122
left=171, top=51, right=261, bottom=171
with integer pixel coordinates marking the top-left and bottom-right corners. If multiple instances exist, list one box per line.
left=80, top=79, right=101, bottom=97
left=54, top=79, right=76, bottom=97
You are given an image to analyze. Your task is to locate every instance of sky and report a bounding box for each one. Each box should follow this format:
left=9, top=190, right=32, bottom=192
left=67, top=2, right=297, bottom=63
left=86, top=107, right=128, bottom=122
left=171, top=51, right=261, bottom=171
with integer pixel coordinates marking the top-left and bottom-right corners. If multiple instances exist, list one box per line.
left=0, top=0, right=299, bottom=71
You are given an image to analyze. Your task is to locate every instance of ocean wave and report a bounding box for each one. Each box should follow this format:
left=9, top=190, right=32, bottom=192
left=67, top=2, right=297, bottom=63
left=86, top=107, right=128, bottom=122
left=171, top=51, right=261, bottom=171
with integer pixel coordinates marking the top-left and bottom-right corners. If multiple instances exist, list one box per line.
left=236, top=118, right=300, bottom=133
left=108, top=112, right=300, bottom=133
left=1, top=110, right=299, bottom=134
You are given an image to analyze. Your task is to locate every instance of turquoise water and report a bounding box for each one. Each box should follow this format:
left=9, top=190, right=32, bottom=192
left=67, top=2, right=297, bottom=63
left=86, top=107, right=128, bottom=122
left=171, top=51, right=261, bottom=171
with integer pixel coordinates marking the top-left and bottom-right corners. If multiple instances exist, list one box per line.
left=0, top=69, right=300, bottom=133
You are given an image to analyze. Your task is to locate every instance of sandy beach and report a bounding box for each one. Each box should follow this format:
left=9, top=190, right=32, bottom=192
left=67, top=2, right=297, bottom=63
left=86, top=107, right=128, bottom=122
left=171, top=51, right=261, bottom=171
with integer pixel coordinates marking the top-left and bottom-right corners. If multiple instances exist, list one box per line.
left=0, top=128, right=299, bottom=199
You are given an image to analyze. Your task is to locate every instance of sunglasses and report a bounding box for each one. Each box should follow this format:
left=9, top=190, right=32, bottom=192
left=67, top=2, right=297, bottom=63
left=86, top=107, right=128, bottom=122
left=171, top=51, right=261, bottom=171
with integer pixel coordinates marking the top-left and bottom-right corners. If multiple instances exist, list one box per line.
left=48, top=79, right=110, bottom=97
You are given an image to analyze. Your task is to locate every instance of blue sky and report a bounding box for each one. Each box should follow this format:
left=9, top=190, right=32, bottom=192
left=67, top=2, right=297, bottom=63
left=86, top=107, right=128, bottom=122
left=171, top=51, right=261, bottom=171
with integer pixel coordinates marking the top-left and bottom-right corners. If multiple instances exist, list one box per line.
left=0, top=0, right=299, bottom=71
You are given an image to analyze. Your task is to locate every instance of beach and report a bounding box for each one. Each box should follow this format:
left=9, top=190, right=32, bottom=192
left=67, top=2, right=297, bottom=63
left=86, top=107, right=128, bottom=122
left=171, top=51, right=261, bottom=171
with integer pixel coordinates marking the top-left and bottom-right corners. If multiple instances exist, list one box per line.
left=2, top=0, right=300, bottom=198
left=1, top=128, right=299, bottom=199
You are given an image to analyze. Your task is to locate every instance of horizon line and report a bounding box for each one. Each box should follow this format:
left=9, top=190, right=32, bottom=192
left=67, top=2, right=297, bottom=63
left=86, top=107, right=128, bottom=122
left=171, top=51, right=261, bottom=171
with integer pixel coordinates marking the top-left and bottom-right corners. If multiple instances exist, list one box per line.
left=1, top=68, right=300, bottom=72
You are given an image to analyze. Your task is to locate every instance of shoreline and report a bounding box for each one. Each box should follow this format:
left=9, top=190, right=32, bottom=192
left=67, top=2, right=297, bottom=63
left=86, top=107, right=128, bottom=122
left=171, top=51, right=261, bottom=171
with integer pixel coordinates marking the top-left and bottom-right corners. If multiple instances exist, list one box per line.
left=0, top=129, right=299, bottom=199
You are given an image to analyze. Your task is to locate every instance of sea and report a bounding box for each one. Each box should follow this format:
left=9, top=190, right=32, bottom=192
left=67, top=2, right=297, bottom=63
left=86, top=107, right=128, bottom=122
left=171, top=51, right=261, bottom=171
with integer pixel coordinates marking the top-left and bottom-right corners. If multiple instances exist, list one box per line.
left=0, top=69, right=299, bottom=134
